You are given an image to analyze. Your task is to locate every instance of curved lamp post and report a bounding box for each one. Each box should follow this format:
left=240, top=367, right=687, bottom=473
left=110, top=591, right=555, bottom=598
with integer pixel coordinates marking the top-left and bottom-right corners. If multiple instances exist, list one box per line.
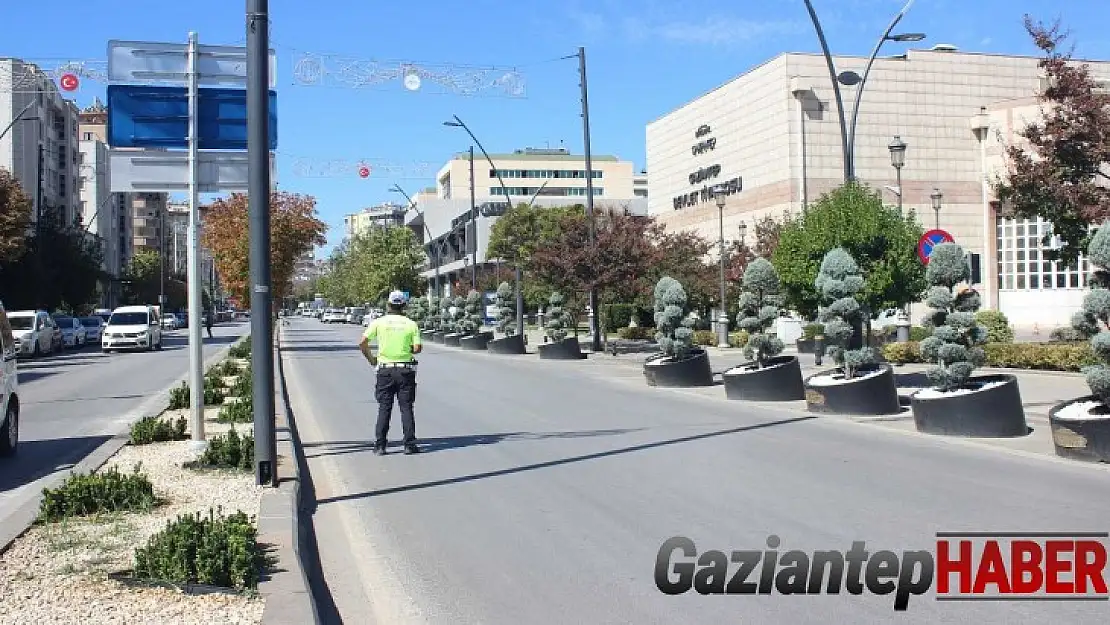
left=714, top=188, right=729, bottom=348
left=444, top=115, right=525, bottom=336
left=931, top=188, right=943, bottom=230
left=802, top=0, right=924, bottom=181
left=389, top=183, right=441, bottom=302
left=888, top=135, right=906, bottom=215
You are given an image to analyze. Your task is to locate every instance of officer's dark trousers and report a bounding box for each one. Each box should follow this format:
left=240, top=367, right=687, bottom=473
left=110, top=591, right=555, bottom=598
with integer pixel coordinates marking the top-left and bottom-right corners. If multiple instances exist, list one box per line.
left=375, top=366, right=417, bottom=446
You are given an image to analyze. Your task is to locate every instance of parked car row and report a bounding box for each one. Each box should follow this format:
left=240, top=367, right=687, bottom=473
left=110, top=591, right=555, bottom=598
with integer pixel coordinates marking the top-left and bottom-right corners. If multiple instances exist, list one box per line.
left=314, top=306, right=382, bottom=325
left=5, top=309, right=109, bottom=357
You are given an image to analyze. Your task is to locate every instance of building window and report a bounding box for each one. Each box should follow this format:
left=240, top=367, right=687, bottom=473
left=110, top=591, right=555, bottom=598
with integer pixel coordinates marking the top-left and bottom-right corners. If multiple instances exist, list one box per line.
left=83, top=132, right=94, bottom=141
left=490, top=168, right=604, bottom=180
left=996, top=215, right=1089, bottom=291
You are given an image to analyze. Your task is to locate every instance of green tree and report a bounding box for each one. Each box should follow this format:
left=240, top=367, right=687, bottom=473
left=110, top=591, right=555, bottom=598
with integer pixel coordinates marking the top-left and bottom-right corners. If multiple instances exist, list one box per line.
left=486, top=203, right=586, bottom=310
left=736, top=258, right=785, bottom=368
left=815, top=248, right=874, bottom=379
left=771, top=182, right=926, bottom=327
left=0, top=168, right=32, bottom=264
left=919, top=243, right=988, bottom=391
left=0, top=207, right=105, bottom=311
left=320, top=226, right=425, bottom=305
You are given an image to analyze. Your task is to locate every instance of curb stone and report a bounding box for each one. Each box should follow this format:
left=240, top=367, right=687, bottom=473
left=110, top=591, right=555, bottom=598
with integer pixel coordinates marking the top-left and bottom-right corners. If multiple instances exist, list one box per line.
left=258, top=329, right=320, bottom=625
left=0, top=331, right=248, bottom=557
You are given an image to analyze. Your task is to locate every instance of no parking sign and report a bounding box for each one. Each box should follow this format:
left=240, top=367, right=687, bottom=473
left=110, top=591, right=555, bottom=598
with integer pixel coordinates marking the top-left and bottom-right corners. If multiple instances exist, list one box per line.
left=917, top=229, right=954, bottom=264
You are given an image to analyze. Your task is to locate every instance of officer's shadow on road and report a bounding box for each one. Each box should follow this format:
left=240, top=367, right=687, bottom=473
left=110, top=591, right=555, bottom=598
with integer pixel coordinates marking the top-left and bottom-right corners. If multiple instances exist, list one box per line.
left=279, top=344, right=362, bottom=353
left=302, top=428, right=646, bottom=459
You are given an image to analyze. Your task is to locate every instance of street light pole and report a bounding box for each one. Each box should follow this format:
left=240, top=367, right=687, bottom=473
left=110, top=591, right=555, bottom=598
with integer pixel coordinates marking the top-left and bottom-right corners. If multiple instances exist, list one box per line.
left=715, top=189, right=729, bottom=348
left=0, top=100, right=37, bottom=141
left=468, top=146, right=477, bottom=291
left=390, top=184, right=441, bottom=302
left=888, top=135, right=906, bottom=215
left=577, top=47, right=602, bottom=352
left=159, top=208, right=165, bottom=311
left=443, top=116, right=522, bottom=335
left=931, top=188, right=943, bottom=230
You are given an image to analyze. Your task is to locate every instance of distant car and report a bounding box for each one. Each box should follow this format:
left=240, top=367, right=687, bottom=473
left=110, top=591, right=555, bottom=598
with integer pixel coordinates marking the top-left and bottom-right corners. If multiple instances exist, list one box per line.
left=6, top=311, right=54, bottom=357
left=52, top=315, right=87, bottom=348
left=79, top=316, right=105, bottom=343
left=346, top=307, right=366, bottom=324
left=322, top=308, right=346, bottom=323
left=161, top=313, right=182, bottom=330
left=102, top=305, right=163, bottom=352
left=0, top=299, right=21, bottom=456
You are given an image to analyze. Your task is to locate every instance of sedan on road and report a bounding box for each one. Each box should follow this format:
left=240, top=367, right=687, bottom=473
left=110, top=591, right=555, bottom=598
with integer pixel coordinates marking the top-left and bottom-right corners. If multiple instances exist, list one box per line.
left=52, top=315, right=87, bottom=348
left=6, top=311, right=54, bottom=357
left=79, top=316, right=105, bottom=343
left=322, top=308, right=346, bottom=323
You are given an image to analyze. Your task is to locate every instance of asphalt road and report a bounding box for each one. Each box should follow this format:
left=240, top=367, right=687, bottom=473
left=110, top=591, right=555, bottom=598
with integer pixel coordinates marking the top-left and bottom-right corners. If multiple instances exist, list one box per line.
left=282, top=319, right=1110, bottom=625
left=0, top=322, right=247, bottom=523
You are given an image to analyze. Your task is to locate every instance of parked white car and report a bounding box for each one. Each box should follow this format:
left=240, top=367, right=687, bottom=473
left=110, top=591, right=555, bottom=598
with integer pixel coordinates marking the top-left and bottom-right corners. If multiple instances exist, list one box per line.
left=52, top=314, right=87, bottom=348
left=322, top=308, right=346, bottom=323
left=79, top=316, right=105, bottom=343
left=1, top=299, right=21, bottom=456
left=102, top=305, right=163, bottom=352
left=7, top=310, right=55, bottom=357
left=161, top=313, right=183, bottom=330
left=346, top=307, right=366, bottom=324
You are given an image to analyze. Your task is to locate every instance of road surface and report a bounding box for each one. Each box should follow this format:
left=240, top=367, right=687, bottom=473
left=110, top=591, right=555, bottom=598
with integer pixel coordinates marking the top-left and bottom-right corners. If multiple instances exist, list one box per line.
left=282, top=319, right=1110, bottom=624
left=0, top=322, right=247, bottom=528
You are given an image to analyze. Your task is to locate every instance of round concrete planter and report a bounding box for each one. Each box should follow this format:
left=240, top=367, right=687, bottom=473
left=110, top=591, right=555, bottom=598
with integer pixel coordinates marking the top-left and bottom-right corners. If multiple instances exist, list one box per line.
left=444, top=333, right=462, bottom=347
left=722, top=356, right=805, bottom=401
left=911, top=375, right=1027, bottom=438
left=431, top=331, right=445, bottom=344
left=796, top=339, right=815, bottom=354
left=487, top=333, right=526, bottom=355
left=643, top=348, right=713, bottom=387
left=538, top=336, right=585, bottom=360
left=804, top=364, right=900, bottom=415
left=459, top=333, right=489, bottom=350
left=421, top=330, right=435, bottom=341
left=1049, top=396, right=1110, bottom=463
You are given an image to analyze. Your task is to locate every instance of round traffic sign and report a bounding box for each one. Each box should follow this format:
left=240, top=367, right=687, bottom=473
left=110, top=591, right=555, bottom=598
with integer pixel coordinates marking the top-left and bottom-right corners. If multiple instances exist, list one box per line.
left=59, top=73, right=79, bottom=91
left=357, top=165, right=370, bottom=178
left=917, top=229, right=954, bottom=263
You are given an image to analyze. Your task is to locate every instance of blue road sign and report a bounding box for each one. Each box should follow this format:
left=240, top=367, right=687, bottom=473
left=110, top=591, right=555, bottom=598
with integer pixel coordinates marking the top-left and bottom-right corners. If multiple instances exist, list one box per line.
left=917, top=229, right=954, bottom=264
left=107, top=84, right=277, bottom=150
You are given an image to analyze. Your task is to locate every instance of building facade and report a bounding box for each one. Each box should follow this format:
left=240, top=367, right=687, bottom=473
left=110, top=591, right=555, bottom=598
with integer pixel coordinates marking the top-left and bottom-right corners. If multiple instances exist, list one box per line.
left=0, top=58, right=81, bottom=228
left=645, top=48, right=1110, bottom=331
left=343, top=203, right=407, bottom=238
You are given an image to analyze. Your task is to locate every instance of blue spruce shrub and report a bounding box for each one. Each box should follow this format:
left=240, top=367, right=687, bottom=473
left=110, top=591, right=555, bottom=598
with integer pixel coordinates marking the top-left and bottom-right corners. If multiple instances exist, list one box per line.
left=425, top=296, right=441, bottom=331
left=654, top=276, right=695, bottom=360
left=459, top=290, right=483, bottom=336
left=438, top=296, right=454, bottom=333
left=918, top=242, right=988, bottom=391
left=1073, top=223, right=1110, bottom=404
left=407, top=297, right=427, bottom=327
left=495, top=281, right=517, bottom=337
left=545, top=292, right=572, bottom=342
left=736, top=258, right=785, bottom=367
left=449, top=296, right=466, bottom=332
left=815, top=248, right=874, bottom=379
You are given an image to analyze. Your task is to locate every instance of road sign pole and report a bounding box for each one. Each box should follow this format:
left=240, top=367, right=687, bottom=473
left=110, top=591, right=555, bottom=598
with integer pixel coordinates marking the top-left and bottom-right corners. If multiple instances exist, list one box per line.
left=186, top=31, right=207, bottom=452
left=248, top=0, right=277, bottom=488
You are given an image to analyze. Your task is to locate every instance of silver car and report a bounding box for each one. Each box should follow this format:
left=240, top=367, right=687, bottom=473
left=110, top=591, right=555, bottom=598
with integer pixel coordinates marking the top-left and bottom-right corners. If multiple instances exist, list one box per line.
left=79, top=316, right=105, bottom=343
left=52, top=315, right=87, bottom=348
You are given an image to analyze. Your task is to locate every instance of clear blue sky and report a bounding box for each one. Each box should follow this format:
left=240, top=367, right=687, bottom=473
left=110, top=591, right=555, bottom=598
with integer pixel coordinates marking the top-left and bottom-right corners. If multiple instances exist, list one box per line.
left=4, top=0, right=1109, bottom=257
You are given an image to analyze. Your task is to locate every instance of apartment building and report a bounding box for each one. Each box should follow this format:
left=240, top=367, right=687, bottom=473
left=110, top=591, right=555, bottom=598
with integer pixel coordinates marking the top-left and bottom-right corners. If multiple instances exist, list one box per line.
left=343, top=202, right=408, bottom=238
left=646, top=47, right=1110, bottom=330
left=0, top=58, right=82, bottom=228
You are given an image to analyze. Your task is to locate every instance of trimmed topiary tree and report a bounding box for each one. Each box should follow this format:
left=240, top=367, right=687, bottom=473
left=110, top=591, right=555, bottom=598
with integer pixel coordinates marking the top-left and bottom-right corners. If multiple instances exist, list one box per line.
left=815, top=248, right=874, bottom=379
left=407, top=297, right=427, bottom=327
left=424, top=296, right=441, bottom=331
left=459, top=290, right=483, bottom=336
left=495, top=282, right=516, bottom=336
left=545, top=292, right=572, bottom=342
left=1071, top=223, right=1110, bottom=404
left=918, top=242, right=988, bottom=391
left=449, top=296, right=466, bottom=333
left=654, top=276, right=695, bottom=360
left=737, top=258, right=785, bottom=368
left=439, top=296, right=454, bottom=333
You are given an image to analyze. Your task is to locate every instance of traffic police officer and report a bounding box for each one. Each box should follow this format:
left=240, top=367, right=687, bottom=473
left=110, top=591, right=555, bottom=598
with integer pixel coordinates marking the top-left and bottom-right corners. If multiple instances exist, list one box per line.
left=359, top=290, right=423, bottom=455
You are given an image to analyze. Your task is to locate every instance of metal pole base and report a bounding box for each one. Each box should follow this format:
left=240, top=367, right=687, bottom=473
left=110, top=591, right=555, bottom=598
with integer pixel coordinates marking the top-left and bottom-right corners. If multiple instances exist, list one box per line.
left=188, top=439, right=209, bottom=454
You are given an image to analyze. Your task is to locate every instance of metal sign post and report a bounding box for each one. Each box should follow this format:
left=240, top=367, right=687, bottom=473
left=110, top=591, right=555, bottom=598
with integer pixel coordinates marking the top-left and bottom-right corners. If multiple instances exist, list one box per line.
left=186, top=32, right=206, bottom=451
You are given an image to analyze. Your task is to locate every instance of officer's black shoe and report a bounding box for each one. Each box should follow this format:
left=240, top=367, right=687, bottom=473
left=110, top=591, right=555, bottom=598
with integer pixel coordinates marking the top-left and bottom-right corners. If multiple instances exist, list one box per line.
left=373, top=444, right=387, bottom=456
left=403, top=444, right=421, bottom=455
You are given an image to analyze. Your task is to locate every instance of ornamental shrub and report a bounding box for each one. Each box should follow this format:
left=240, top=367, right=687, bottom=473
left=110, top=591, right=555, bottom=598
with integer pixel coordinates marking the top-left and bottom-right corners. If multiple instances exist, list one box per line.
left=438, top=296, right=454, bottom=333
left=815, top=248, right=874, bottom=379
left=495, top=282, right=517, bottom=336
left=918, top=242, right=988, bottom=391
left=736, top=258, right=785, bottom=368
left=459, top=290, right=483, bottom=336
left=1072, top=222, right=1110, bottom=404
left=407, top=298, right=428, bottom=327
left=653, top=276, right=695, bottom=360
left=449, top=296, right=466, bottom=332
left=544, top=292, right=573, bottom=342
left=425, top=296, right=441, bottom=331
left=974, top=310, right=1014, bottom=343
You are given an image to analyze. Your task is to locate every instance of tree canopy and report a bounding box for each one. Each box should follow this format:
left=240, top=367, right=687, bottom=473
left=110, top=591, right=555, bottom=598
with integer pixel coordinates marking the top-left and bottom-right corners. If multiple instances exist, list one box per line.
left=0, top=204, right=104, bottom=312
left=202, top=191, right=327, bottom=304
left=319, top=225, right=426, bottom=305
left=993, top=17, right=1110, bottom=266
left=772, top=181, right=926, bottom=320
left=0, top=168, right=32, bottom=264
left=485, top=203, right=583, bottom=269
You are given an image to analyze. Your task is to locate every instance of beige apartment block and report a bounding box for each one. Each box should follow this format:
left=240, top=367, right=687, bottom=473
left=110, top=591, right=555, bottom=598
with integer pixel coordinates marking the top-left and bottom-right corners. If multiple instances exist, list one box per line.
left=435, top=146, right=635, bottom=202
left=343, top=203, right=407, bottom=238
left=646, top=48, right=1110, bottom=331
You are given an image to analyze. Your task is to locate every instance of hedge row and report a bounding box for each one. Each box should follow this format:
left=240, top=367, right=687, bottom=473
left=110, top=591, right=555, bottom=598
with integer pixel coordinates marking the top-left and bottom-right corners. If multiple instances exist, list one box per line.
left=881, top=341, right=1097, bottom=372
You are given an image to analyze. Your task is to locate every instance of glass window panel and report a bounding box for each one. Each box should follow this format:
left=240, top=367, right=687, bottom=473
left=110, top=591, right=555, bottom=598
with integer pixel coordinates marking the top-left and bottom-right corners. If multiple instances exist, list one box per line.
left=1016, top=251, right=1025, bottom=260
left=997, top=251, right=1003, bottom=262
left=1017, top=238, right=1025, bottom=249
left=1057, top=274, right=1067, bottom=287
left=1029, top=224, right=1038, bottom=235
left=1017, top=275, right=1026, bottom=288
left=1017, top=262, right=1026, bottom=272
left=997, top=263, right=1004, bottom=278
left=1017, top=225, right=1025, bottom=236
left=1042, top=262, right=1052, bottom=272
left=1029, top=250, right=1040, bottom=261
left=1005, top=251, right=1013, bottom=261
left=1071, top=273, right=1080, bottom=287
left=1031, top=275, right=1040, bottom=288
left=1005, top=263, right=1013, bottom=275
left=1028, top=237, right=1039, bottom=247
left=1004, top=275, right=1014, bottom=289
left=1042, top=274, right=1051, bottom=286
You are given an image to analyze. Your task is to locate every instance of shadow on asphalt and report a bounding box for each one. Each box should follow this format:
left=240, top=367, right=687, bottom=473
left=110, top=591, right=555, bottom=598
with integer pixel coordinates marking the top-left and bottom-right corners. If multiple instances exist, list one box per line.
left=313, top=416, right=816, bottom=504
left=23, top=393, right=146, bottom=406
left=302, top=428, right=646, bottom=459
left=280, top=344, right=361, bottom=353
left=0, top=435, right=112, bottom=495
left=18, top=370, right=60, bottom=384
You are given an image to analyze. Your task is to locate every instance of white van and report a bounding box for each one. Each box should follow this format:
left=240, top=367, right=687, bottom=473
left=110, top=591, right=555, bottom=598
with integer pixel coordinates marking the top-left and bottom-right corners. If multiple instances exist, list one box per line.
left=0, top=300, right=21, bottom=456
left=102, top=305, right=163, bottom=352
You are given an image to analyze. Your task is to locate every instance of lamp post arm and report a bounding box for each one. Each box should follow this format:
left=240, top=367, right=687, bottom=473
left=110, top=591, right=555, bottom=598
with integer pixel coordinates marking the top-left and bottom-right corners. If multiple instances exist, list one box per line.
left=527, top=180, right=550, bottom=207
left=0, top=100, right=35, bottom=142
left=847, top=0, right=916, bottom=174
left=451, top=117, right=514, bottom=210
left=803, top=0, right=851, bottom=182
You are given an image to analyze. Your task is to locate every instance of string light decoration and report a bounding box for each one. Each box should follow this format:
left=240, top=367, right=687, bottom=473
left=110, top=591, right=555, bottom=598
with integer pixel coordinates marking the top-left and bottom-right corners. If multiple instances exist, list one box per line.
left=285, top=156, right=438, bottom=179
left=291, top=52, right=526, bottom=97
left=0, top=59, right=108, bottom=92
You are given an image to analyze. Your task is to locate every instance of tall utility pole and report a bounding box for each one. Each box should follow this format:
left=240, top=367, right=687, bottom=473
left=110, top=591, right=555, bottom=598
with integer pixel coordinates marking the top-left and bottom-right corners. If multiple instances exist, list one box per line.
left=577, top=47, right=601, bottom=352
left=468, top=146, right=477, bottom=290
left=247, top=0, right=276, bottom=487
left=159, top=208, right=165, bottom=310
left=185, top=32, right=206, bottom=451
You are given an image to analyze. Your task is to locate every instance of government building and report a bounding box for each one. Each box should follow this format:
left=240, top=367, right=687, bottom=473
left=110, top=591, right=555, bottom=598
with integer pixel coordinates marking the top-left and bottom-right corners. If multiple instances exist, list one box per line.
left=646, top=46, right=1110, bottom=331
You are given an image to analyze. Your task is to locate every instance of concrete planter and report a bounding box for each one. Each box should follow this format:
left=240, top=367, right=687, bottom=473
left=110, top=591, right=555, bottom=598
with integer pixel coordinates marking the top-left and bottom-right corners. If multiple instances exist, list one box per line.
left=444, top=333, right=462, bottom=347
left=722, top=356, right=805, bottom=401
left=488, top=334, right=526, bottom=355
left=431, top=332, right=445, bottom=343
left=1049, top=395, right=1110, bottom=463
left=804, top=364, right=901, bottom=415
left=459, top=334, right=489, bottom=350
left=643, top=348, right=713, bottom=387
left=796, top=339, right=815, bottom=354
left=911, top=375, right=1027, bottom=438
left=538, top=337, right=585, bottom=360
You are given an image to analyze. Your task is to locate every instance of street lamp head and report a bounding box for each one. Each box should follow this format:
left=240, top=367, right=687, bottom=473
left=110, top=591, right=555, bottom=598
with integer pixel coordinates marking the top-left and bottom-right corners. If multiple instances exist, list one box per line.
left=714, top=188, right=726, bottom=209
left=887, top=135, right=907, bottom=168
left=738, top=222, right=748, bottom=239
left=889, top=33, right=926, bottom=42
left=443, top=121, right=461, bottom=127
left=931, top=188, right=943, bottom=209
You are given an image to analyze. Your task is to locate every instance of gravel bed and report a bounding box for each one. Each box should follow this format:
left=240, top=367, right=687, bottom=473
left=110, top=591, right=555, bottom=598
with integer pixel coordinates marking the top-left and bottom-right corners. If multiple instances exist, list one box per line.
left=0, top=407, right=265, bottom=624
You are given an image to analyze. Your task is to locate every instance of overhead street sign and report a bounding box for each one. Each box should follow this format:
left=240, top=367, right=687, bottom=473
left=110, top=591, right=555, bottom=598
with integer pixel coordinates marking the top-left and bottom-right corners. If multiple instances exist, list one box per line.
left=107, top=40, right=277, bottom=88
left=108, top=149, right=275, bottom=193
left=106, top=84, right=278, bottom=150
left=917, top=229, right=955, bottom=264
